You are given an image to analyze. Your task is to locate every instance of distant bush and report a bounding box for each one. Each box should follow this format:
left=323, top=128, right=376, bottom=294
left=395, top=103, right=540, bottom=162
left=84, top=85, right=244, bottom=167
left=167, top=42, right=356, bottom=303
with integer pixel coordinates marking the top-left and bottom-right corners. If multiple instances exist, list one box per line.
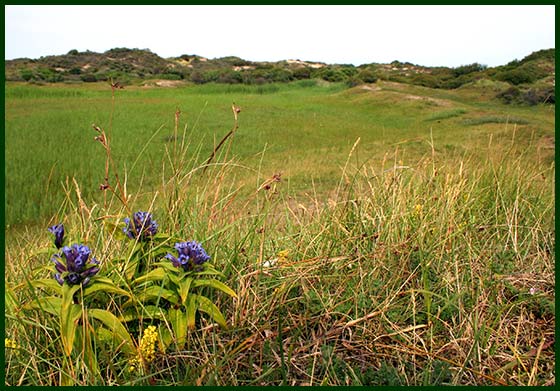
left=497, top=85, right=555, bottom=105
left=346, top=77, right=362, bottom=88
left=37, top=68, right=63, bottom=83
left=264, top=68, right=294, bottom=83
left=80, top=74, right=97, bottom=82
left=357, top=68, right=378, bottom=83
left=442, top=73, right=478, bottom=89
left=242, top=72, right=267, bottom=85
left=292, top=67, right=312, bottom=80
left=410, top=73, right=441, bottom=88
left=520, top=48, right=555, bottom=63
left=495, top=64, right=548, bottom=85
left=528, top=86, right=555, bottom=104
left=496, top=69, right=533, bottom=85
left=345, top=67, right=378, bottom=87
left=452, top=63, right=486, bottom=77
left=338, top=65, right=358, bottom=78
left=216, top=56, right=253, bottom=67
left=20, top=68, right=35, bottom=81
left=157, top=68, right=184, bottom=80
left=201, top=70, right=220, bottom=83
left=190, top=70, right=205, bottom=84
left=217, top=69, right=243, bottom=84
left=316, top=67, right=346, bottom=82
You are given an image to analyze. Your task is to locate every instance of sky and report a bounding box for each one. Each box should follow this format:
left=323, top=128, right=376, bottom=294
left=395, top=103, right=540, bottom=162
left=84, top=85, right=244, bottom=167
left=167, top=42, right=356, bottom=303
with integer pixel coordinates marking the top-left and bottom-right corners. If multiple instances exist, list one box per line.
left=4, top=5, right=556, bottom=68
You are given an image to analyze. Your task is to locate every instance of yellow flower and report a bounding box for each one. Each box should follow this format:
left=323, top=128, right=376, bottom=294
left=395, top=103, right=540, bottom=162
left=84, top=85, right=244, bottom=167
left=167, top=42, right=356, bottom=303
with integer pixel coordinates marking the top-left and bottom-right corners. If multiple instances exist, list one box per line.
left=128, top=325, right=159, bottom=373
left=413, top=204, right=423, bottom=216
left=277, top=249, right=290, bottom=262
left=139, top=325, right=158, bottom=364
left=5, top=338, right=19, bottom=349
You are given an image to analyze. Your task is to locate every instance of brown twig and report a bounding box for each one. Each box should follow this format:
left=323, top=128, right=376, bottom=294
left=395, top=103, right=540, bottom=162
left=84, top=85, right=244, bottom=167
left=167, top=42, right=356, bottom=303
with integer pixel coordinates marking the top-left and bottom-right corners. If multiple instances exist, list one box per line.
left=93, top=123, right=129, bottom=212
left=202, top=103, right=240, bottom=173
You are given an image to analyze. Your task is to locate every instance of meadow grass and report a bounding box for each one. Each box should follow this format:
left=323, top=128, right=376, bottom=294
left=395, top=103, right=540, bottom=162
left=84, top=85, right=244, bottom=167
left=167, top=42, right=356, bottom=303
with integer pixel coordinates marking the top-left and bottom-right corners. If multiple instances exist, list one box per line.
left=5, top=80, right=553, bottom=226
left=4, top=80, right=555, bottom=385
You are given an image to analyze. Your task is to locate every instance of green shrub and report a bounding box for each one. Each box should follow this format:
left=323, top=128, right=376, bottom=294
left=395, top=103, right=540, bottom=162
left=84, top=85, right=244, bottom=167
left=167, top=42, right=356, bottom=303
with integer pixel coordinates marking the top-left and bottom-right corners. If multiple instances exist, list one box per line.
left=292, top=67, right=311, bottom=79
left=80, top=74, right=97, bottom=82
left=37, top=68, right=63, bottom=83
left=338, top=65, right=358, bottom=78
left=346, top=76, right=362, bottom=87
left=20, top=68, right=35, bottom=81
left=357, top=68, right=378, bottom=83
left=316, top=67, right=346, bottom=82
left=452, top=63, right=486, bottom=77
left=190, top=70, right=205, bottom=84
left=264, top=68, right=293, bottom=83
left=495, top=64, right=548, bottom=85
left=217, top=69, right=243, bottom=84
left=522, top=86, right=555, bottom=105
left=496, top=85, right=554, bottom=105
left=410, top=73, right=441, bottom=88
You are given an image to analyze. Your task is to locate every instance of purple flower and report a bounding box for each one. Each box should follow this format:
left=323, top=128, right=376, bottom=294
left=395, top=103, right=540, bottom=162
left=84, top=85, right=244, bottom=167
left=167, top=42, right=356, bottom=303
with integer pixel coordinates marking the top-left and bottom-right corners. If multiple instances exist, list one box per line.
left=166, top=241, right=210, bottom=272
left=123, top=211, right=158, bottom=241
left=52, top=244, right=99, bottom=287
left=48, top=224, right=65, bottom=249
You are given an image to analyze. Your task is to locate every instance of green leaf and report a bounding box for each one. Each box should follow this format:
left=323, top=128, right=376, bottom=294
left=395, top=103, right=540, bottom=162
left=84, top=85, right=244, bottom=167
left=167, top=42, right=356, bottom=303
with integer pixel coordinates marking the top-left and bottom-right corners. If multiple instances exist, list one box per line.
left=149, top=245, right=176, bottom=260
left=168, top=308, right=188, bottom=347
left=178, top=277, right=193, bottom=305
left=119, top=305, right=167, bottom=323
left=168, top=272, right=184, bottom=286
left=123, top=258, right=139, bottom=281
left=30, top=247, right=56, bottom=259
left=60, top=284, right=82, bottom=357
left=192, top=279, right=237, bottom=298
left=158, top=327, right=173, bottom=352
left=29, top=278, right=64, bottom=294
left=103, top=220, right=127, bottom=240
left=133, top=285, right=178, bottom=305
left=24, top=296, right=63, bottom=316
left=151, top=261, right=180, bottom=273
left=185, top=294, right=196, bottom=330
left=82, top=277, right=131, bottom=298
left=5, top=285, right=18, bottom=313
left=194, top=294, right=229, bottom=330
left=88, top=309, right=135, bottom=355
left=132, top=267, right=168, bottom=286
left=153, top=233, right=174, bottom=241
left=197, top=263, right=226, bottom=278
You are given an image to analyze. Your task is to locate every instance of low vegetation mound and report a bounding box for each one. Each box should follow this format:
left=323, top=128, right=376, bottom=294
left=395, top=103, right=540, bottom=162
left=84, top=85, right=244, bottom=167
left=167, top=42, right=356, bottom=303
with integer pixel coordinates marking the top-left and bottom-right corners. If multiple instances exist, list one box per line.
left=5, top=47, right=555, bottom=105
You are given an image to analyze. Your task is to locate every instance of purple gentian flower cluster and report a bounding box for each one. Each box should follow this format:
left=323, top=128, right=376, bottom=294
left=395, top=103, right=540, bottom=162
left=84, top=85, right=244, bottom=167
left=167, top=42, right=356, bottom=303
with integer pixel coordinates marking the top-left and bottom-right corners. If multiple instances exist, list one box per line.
left=52, top=243, right=100, bottom=287
left=165, top=241, right=210, bottom=272
left=48, top=224, right=65, bottom=249
left=123, top=211, right=158, bottom=241
left=48, top=224, right=99, bottom=286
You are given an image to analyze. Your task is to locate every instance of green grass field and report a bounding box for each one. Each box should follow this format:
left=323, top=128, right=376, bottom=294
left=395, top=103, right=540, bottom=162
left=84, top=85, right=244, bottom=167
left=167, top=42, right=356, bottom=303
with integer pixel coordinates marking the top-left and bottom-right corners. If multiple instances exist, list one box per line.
left=4, top=80, right=555, bottom=385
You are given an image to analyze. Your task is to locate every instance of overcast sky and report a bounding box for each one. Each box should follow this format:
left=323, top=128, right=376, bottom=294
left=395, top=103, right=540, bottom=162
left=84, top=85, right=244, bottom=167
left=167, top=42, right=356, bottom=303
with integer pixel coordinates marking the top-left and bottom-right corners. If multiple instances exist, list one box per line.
left=4, top=5, right=555, bottom=67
